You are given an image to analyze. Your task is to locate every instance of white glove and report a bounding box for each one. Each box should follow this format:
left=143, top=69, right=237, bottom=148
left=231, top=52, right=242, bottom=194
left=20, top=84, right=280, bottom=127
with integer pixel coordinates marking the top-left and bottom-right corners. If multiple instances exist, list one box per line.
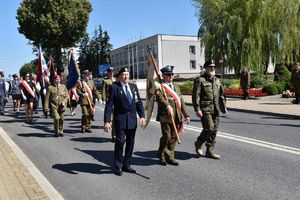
left=83, top=93, right=88, bottom=97
left=43, top=89, right=46, bottom=96
left=22, top=95, right=27, bottom=100
left=98, top=99, right=103, bottom=104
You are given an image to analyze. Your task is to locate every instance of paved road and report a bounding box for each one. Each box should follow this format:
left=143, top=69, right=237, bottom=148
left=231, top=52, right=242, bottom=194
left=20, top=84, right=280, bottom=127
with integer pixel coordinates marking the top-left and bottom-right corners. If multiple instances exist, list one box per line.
left=1, top=100, right=300, bottom=200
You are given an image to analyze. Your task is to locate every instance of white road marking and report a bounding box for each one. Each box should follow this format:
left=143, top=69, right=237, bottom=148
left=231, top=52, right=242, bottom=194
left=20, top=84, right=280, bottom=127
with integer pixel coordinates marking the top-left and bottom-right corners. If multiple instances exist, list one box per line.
left=96, top=105, right=300, bottom=155
left=151, top=119, right=300, bottom=156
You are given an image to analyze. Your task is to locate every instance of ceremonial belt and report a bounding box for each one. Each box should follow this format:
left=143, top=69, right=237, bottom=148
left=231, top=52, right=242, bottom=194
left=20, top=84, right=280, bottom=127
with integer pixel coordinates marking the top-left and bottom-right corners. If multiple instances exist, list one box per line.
left=161, top=83, right=181, bottom=110
left=161, top=82, right=184, bottom=133
left=21, top=81, right=35, bottom=98
left=82, top=81, right=95, bottom=112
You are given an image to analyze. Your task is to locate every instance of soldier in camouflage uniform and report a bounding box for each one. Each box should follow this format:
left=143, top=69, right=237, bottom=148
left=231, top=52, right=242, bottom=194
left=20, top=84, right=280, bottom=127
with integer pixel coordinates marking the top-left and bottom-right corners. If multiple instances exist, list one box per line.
left=77, top=70, right=101, bottom=133
left=156, top=66, right=190, bottom=166
left=192, top=60, right=227, bottom=159
left=44, top=75, right=69, bottom=137
left=102, top=68, right=117, bottom=142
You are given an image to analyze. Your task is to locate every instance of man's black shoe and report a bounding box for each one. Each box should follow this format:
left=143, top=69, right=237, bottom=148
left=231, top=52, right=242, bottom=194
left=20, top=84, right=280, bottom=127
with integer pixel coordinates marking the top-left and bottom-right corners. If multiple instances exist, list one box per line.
left=159, top=160, right=167, bottom=166
left=114, top=169, right=122, bottom=176
left=166, top=159, right=179, bottom=166
left=111, top=137, right=116, bottom=143
left=122, top=166, right=136, bottom=173
left=81, top=128, right=85, bottom=133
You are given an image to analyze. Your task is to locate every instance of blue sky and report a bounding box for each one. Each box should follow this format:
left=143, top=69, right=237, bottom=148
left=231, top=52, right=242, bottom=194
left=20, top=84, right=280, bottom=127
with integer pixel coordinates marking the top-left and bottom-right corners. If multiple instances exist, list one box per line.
left=0, top=0, right=199, bottom=77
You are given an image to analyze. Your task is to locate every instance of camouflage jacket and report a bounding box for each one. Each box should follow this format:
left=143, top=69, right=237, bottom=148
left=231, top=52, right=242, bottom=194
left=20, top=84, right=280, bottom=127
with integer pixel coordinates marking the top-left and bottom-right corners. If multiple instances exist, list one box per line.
left=192, top=74, right=226, bottom=114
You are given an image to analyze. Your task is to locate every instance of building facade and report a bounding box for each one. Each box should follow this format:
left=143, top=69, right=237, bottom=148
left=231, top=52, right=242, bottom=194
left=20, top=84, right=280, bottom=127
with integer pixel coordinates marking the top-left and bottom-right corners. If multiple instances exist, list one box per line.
left=111, top=34, right=206, bottom=79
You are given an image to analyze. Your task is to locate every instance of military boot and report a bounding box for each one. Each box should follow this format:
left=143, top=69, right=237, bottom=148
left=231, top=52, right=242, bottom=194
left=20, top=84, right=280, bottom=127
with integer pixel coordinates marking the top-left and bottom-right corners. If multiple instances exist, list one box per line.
left=194, top=141, right=204, bottom=156
left=205, top=145, right=220, bottom=159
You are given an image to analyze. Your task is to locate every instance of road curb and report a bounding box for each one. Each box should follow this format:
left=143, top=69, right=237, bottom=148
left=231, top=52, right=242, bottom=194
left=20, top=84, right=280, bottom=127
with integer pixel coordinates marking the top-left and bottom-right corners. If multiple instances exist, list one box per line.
left=0, top=127, right=64, bottom=200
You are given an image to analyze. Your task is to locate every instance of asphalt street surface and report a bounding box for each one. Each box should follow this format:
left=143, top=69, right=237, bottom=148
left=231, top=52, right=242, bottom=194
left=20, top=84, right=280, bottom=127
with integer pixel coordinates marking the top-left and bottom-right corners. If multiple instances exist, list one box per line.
left=0, top=99, right=300, bottom=200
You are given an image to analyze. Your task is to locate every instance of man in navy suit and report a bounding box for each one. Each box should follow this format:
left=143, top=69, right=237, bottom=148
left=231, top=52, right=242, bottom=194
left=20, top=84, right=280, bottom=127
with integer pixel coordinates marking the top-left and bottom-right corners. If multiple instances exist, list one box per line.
left=104, top=67, right=146, bottom=176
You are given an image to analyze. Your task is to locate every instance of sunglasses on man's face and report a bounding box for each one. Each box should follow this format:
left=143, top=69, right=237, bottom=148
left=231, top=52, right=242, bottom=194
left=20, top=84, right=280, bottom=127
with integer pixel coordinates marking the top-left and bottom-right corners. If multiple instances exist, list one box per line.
left=166, top=74, right=173, bottom=77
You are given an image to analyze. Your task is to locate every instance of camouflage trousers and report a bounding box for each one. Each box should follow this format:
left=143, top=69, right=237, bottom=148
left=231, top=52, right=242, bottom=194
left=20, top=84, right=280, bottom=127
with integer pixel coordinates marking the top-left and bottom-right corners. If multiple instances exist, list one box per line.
left=196, top=112, right=220, bottom=147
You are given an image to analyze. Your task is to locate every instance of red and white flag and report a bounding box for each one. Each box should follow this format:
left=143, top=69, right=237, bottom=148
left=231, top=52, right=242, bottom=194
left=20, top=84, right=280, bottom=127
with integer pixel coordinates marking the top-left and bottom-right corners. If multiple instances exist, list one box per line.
left=36, top=45, right=48, bottom=82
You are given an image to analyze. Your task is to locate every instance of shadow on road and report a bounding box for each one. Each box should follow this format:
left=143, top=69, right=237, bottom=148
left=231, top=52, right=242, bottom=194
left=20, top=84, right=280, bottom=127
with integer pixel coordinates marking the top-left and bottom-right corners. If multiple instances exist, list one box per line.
left=18, top=133, right=54, bottom=138
left=70, top=136, right=111, bottom=143
left=134, top=150, right=196, bottom=162
left=52, top=163, right=112, bottom=175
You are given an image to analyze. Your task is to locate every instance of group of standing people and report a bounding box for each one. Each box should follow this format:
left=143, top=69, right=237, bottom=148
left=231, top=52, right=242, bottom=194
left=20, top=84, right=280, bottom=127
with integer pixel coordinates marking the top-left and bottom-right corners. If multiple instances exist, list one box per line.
left=1, top=60, right=227, bottom=177
left=103, top=61, right=226, bottom=176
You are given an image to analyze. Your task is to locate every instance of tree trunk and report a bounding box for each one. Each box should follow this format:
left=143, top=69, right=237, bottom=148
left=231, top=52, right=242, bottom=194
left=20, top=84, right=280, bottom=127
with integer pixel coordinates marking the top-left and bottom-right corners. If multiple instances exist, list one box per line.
left=55, top=45, right=64, bottom=76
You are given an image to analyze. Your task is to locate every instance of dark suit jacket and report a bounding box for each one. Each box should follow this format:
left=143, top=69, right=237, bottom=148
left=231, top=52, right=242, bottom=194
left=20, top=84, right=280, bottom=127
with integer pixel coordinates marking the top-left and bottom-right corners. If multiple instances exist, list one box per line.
left=104, top=82, right=145, bottom=130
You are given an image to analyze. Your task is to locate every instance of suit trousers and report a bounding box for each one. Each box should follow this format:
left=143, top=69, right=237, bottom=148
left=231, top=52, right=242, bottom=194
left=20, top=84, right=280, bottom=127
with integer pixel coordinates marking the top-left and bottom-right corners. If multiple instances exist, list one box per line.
left=114, top=128, right=136, bottom=170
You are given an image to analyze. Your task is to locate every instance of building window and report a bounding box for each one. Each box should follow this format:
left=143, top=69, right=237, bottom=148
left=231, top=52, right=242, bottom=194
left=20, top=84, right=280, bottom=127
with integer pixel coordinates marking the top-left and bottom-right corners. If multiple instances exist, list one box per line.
left=152, top=44, right=156, bottom=55
left=190, top=60, right=196, bottom=69
left=189, top=45, right=196, bottom=54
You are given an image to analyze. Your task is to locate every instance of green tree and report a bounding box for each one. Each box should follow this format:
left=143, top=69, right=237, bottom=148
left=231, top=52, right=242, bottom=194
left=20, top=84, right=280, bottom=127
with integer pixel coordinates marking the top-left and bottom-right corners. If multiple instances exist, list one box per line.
left=78, top=34, right=91, bottom=72
left=16, top=0, right=92, bottom=74
left=78, top=25, right=113, bottom=76
left=100, top=31, right=113, bottom=64
left=19, top=60, right=37, bottom=78
left=193, top=0, right=300, bottom=75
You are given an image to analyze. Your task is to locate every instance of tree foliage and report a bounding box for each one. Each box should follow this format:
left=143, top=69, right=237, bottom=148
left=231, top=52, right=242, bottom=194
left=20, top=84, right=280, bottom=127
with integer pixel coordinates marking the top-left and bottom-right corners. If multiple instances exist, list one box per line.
left=78, top=25, right=113, bottom=76
left=193, top=0, right=300, bottom=75
left=17, top=0, right=92, bottom=73
left=19, top=60, right=38, bottom=78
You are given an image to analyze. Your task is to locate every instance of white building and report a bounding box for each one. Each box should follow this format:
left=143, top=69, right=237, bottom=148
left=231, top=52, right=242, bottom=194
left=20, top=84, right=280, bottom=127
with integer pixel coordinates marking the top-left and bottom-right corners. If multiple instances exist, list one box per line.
left=111, top=34, right=206, bottom=79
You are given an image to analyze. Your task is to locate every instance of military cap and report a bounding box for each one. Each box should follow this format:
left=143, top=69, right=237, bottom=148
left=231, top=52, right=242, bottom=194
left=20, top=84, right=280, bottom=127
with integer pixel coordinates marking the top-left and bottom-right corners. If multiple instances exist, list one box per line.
left=82, top=69, right=90, bottom=75
left=204, top=60, right=215, bottom=68
left=160, top=65, right=174, bottom=75
left=13, top=74, right=18, bottom=77
left=118, top=67, right=130, bottom=75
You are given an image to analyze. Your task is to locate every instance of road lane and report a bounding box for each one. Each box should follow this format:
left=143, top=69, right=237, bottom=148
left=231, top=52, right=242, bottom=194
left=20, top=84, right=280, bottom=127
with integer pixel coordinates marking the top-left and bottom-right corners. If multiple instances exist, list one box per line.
left=0, top=100, right=299, bottom=200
